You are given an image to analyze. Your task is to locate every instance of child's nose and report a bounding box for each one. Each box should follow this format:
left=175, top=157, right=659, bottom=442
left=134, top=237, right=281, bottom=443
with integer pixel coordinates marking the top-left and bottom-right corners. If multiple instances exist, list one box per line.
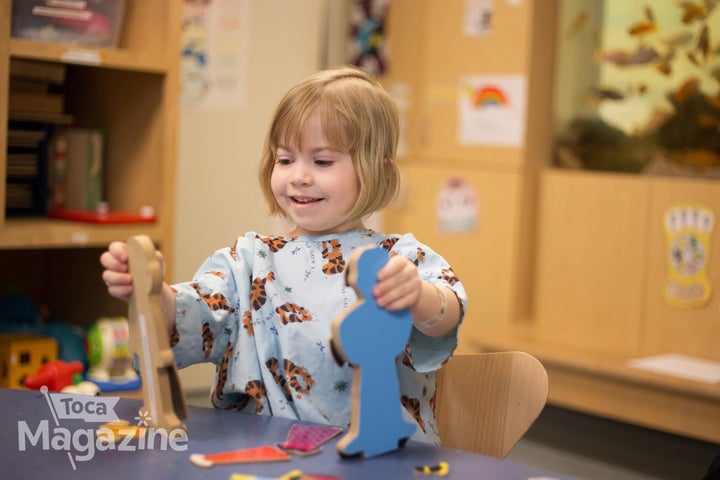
left=290, top=163, right=313, bottom=185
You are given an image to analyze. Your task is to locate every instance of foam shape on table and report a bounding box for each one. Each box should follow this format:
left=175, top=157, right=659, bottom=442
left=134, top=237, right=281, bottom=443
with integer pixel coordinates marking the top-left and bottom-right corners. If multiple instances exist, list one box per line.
left=190, top=444, right=291, bottom=467
left=277, top=424, right=343, bottom=456
left=329, top=246, right=416, bottom=458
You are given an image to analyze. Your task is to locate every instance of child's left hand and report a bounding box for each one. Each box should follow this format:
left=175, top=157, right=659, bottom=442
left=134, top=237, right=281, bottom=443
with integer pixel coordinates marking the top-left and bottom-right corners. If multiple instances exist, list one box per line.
left=373, top=256, right=422, bottom=311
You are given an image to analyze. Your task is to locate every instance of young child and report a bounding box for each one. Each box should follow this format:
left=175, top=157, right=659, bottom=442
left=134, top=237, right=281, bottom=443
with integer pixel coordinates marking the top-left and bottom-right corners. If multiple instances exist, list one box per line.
left=100, top=66, right=467, bottom=444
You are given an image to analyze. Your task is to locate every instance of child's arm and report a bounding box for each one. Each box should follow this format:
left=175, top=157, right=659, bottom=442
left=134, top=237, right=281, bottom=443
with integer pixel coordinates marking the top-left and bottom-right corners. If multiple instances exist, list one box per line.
left=373, top=256, right=461, bottom=338
left=100, top=241, right=177, bottom=334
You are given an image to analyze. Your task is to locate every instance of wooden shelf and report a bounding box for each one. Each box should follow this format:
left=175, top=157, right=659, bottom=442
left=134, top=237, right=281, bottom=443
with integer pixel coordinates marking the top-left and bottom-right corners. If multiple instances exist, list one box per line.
left=472, top=329, right=720, bottom=444
left=0, top=218, right=164, bottom=249
left=9, top=38, right=171, bottom=74
left=0, top=1, right=181, bottom=318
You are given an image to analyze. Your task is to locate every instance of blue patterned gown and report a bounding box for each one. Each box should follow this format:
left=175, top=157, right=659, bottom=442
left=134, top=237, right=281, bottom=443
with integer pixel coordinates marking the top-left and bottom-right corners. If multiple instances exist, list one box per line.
left=170, top=229, right=467, bottom=444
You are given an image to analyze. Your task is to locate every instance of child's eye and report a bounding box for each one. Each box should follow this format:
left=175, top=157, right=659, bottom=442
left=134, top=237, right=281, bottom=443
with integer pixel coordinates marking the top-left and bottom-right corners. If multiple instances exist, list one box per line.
left=276, top=158, right=293, bottom=165
left=314, top=159, right=334, bottom=167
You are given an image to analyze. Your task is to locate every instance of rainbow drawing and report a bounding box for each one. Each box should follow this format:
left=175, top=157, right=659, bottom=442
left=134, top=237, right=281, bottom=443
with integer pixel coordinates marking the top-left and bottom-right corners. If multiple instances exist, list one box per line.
left=470, top=85, right=509, bottom=108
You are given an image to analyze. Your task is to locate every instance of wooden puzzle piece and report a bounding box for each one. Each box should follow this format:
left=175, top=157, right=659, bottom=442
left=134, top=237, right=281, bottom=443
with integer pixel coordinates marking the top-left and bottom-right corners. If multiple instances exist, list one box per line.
left=126, top=235, right=187, bottom=431
left=96, top=420, right=146, bottom=443
left=329, top=246, right=416, bottom=458
left=189, top=445, right=291, bottom=467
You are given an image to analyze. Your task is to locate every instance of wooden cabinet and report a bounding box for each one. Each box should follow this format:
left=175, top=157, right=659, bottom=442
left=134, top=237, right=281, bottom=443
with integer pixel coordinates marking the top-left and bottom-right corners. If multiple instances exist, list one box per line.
left=0, top=1, right=181, bottom=324
left=381, top=0, right=720, bottom=443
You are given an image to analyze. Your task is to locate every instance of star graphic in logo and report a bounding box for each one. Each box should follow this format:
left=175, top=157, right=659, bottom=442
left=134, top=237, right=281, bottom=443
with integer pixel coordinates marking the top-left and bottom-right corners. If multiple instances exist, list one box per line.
left=135, top=409, right=152, bottom=427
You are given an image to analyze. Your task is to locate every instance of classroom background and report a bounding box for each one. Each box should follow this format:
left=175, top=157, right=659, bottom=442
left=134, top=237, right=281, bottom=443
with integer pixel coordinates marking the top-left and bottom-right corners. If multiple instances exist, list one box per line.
left=1, top=1, right=719, bottom=479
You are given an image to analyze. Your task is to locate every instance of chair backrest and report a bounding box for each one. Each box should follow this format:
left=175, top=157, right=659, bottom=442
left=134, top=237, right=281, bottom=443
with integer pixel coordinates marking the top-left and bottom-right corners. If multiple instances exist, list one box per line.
left=435, top=351, right=549, bottom=458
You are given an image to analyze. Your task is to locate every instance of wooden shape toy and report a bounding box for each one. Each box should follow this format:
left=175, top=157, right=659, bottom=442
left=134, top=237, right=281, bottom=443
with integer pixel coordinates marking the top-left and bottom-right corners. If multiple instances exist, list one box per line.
left=329, top=246, right=416, bottom=458
left=126, top=234, right=187, bottom=431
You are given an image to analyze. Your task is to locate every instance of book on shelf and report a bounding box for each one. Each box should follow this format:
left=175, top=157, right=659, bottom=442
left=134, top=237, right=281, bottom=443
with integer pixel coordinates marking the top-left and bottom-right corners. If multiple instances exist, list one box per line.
left=8, top=91, right=64, bottom=114
left=6, top=153, right=39, bottom=179
left=8, top=110, right=74, bottom=125
left=7, top=128, right=48, bottom=148
left=9, top=78, right=51, bottom=93
left=51, top=129, right=105, bottom=212
left=8, top=58, right=69, bottom=124
left=9, top=59, right=66, bottom=85
left=4, top=122, right=53, bottom=216
left=5, top=183, right=35, bottom=210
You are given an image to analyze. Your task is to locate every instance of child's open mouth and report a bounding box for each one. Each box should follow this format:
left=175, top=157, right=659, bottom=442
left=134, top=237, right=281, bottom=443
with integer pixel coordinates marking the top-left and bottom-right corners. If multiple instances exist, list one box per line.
left=291, top=196, right=322, bottom=204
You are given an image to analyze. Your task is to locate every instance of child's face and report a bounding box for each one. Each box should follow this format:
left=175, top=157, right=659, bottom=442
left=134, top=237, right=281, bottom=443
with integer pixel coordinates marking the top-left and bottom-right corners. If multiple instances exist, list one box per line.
left=271, top=110, right=363, bottom=237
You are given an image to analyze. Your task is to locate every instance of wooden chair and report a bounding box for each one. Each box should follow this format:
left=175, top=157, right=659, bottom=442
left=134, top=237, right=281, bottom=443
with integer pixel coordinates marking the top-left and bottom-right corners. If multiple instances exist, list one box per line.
left=435, top=351, right=549, bottom=458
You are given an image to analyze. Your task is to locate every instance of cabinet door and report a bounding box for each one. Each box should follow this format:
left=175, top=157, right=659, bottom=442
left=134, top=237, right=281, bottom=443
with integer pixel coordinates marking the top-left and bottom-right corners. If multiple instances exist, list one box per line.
left=532, top=170, right=650, bottom=355
left=384, top=164, right=523, bottom=349
left=644, top=178, right=720, bottom=360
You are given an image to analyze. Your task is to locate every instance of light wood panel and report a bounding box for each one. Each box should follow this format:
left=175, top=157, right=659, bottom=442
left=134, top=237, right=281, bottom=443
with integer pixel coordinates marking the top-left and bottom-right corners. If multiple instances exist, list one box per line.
left=532, top=169, right=650, bottom=355
left=405, top=0, right=532, bottom=169
left=383, top=164, right=522, bottom=349
left=643, top=176, right=720, bottom=360
left=473, top=332, right=720, bottom=444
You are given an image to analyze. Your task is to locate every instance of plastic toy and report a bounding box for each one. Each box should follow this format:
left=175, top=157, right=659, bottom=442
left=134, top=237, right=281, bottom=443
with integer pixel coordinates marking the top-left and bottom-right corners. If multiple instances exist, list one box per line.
left=61, top=380, right=100, bottom=395
left=86, top=317, right=141, bottom=391
left=329, top=246, right=416, bottom=458
left=414, top=461, right=450, bottom=476
left=23, top=359, right=84, bottom=391
left=126, top=235, right=187, bottom=431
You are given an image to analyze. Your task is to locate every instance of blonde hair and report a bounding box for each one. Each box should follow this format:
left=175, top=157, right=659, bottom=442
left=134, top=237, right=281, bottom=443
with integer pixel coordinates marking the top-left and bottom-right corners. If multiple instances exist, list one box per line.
left=259, top=66, right=400, bottom=221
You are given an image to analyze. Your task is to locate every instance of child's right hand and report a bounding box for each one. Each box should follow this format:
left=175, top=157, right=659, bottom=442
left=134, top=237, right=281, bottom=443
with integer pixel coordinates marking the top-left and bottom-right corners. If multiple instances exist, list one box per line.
left=100, top=241, right=134, bottom=302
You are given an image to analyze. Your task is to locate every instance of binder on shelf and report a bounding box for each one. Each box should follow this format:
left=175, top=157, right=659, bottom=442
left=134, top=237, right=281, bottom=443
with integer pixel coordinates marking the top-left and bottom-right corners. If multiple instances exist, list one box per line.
left=51, top=128, right=105, bottom=212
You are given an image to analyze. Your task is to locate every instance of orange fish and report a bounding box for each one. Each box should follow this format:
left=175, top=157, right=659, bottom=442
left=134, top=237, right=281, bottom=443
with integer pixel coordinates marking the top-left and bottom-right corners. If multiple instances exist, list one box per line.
left=697, top=25, right=710, bottom=60
left=655, top=62, right=673, bottom=75
left=679, top=1, right=707, bottom=23
left=628, top=20, right=657, bottom=36
left=672, top=77, right=700, bottom=104
left=565, top=11, right=589, bottom=38
left=597, top=45, right=659, bottom=66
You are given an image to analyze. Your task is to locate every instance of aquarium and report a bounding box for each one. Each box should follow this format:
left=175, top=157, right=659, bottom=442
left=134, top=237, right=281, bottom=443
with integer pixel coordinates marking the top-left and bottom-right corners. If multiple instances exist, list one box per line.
left=553, top=0, right=720, bottom=176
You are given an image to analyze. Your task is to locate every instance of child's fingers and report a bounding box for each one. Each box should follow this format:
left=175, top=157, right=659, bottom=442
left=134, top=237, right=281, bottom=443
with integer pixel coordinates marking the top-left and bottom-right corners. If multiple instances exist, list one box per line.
left=374, top=257, right=421, bottom=310
left=100, top=242, right=129, bottom=272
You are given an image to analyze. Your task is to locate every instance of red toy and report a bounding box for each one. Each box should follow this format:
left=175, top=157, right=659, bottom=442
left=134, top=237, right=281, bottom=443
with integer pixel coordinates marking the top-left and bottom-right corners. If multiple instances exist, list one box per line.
left=23, top=360, right=84, bottom=392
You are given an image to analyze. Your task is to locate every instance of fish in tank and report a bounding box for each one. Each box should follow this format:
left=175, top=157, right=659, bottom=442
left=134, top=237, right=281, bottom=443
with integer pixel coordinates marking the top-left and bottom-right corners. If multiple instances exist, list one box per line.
left=553, top=0, right=720, bottom=176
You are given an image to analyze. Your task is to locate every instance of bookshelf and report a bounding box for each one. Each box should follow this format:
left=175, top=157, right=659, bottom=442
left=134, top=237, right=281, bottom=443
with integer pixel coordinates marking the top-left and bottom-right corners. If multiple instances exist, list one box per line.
left=0, top=1, right=182, bottom=324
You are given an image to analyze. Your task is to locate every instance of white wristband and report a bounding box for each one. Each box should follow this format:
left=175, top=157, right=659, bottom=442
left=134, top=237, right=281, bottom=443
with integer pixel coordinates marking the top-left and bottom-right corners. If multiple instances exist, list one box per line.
left=415, top=283, right=447, bottom=329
